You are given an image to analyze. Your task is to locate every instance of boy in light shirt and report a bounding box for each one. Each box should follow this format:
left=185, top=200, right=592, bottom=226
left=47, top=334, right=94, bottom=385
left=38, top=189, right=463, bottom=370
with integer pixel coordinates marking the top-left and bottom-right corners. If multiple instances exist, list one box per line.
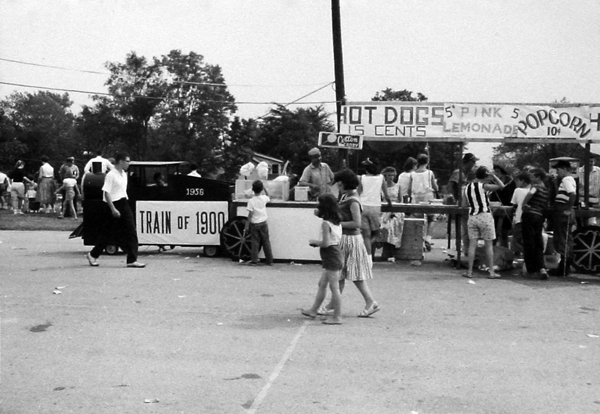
left=244, top=180, right=274, bottom=266
left=510, top=171, right=532, bottom=257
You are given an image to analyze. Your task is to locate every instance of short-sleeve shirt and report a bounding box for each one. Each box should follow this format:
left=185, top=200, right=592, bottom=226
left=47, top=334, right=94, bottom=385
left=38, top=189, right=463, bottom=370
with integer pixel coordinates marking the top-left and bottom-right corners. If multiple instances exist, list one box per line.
left=62, top=177, right=77, bottom=189
left=39, top=163, right=54, bottom=178
left=510, top=187, right=530, bottom=223
left=555, top=175, right=576, bottom=207
left=247, top=194, right=270, bottom=224
left=299, top=162, right=334, bottom=200
left=60, top=164, right=80, bottom=181
left=102, top=169, right=128, bottom=202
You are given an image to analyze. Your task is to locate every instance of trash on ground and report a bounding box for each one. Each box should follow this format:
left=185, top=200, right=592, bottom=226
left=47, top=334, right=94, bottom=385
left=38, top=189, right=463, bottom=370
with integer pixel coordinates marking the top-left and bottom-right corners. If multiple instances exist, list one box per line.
left=52, top=290, right=62, bottom=294
left=144, top=398, right=159, bottom=404
left=586, top=333, right=599, bottom=338
left=468, top=280, right=476, bottom=285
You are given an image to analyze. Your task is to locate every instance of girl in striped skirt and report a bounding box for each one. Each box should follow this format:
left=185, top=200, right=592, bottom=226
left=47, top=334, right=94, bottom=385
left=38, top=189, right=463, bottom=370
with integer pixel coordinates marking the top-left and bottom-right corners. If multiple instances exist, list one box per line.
left=329, top=169, right=380, bottom=317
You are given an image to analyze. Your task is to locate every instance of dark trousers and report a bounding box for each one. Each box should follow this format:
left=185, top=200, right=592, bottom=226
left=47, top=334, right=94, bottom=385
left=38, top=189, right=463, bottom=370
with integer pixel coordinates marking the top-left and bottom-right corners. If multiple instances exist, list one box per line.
left=552, top=211, right=574, bottom=259
left=90, top=198, right=138, bottom=263
left=250, top=221, right=273, bottom=264
left=522, top=212, right=545, bottom=273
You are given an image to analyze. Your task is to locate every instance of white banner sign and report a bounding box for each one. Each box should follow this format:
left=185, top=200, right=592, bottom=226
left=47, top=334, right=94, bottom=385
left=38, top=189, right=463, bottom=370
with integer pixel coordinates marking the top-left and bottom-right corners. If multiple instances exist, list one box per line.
left=136, top=201, right=228, bottom=245
left=341, top=102, right=600, bottom=140
left=442, top=104, right=519, bottom=138
left=339, top=103, right=446, bottom=138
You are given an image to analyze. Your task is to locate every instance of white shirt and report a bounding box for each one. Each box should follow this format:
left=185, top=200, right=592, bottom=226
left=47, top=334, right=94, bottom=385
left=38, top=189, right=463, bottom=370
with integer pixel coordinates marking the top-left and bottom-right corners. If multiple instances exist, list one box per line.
left=62, top=177, right=78, bottom=189
left=85, top=156, right=114, bottom=173
left=360, top=175, right=384, bottom=207
left=39, top=163, right=54, bottom=178
left=510, top=186, right=530, bottom=223
left=578, top=165, right=600, bottom=200
left=188, top=170, right=202, bottom=177
left=102, top=168, right=128, bottom=202
left=247, top=194, right=270, bottom=224
left=319, top=220, right=342, bottom=247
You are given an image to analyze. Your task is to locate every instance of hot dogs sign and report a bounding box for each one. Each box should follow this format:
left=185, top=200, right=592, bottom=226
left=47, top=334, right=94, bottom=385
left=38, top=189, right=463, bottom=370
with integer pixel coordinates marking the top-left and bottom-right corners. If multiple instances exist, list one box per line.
left=337, top=102, right=600, bottom=141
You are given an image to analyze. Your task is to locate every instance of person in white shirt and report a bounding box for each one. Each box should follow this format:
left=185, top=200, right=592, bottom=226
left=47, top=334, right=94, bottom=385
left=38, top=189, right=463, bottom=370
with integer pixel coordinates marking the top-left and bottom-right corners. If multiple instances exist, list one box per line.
left=84, top=151, right=114, bottom=174
left=85, top=153, right=145, bottom=268
left=577, top=158, right=600, bottom=225
left=358, top=158, right=391, bottom=263
left=187, top=163, right=202, bottom=177
left=510, top=171, right=532, bottom=257
left=244, top=180, right=273, bottom=265
left=37, top=155, right=56, bottom=213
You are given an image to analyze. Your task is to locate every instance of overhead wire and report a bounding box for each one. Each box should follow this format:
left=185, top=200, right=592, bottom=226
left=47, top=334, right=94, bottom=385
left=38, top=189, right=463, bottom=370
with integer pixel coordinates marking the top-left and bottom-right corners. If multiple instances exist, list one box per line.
left=0, top=80, right=339, bottom=106
left=0, top=56, right=332, bottom=88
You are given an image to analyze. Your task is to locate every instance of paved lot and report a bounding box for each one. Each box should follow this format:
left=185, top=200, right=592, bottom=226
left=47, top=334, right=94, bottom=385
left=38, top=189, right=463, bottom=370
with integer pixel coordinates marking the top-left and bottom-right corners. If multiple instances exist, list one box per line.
left=1, top=231, right=600, bottom=414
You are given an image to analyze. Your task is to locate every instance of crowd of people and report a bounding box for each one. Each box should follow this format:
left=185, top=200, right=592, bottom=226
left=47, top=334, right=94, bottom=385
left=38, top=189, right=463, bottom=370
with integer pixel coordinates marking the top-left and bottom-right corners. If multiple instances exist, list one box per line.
left=0, top=152, right=118, bottom=217
left=2, top=148, right=594, bottom=317
left=444, top=153, right=587, bottom=280
left=294, top=147, right=596, bottom=288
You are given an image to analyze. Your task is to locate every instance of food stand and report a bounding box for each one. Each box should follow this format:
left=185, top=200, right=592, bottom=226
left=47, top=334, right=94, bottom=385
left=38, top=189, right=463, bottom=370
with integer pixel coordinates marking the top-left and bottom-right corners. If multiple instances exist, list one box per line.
left=335, top=101, right=600, bottom=272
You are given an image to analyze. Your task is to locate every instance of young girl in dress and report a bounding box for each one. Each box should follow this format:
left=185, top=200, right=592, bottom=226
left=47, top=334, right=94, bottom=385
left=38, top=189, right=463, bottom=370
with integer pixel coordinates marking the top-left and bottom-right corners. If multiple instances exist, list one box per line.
left=323, top=169, right=380, bottom=317
left=301, top=193, right=343, bottom=325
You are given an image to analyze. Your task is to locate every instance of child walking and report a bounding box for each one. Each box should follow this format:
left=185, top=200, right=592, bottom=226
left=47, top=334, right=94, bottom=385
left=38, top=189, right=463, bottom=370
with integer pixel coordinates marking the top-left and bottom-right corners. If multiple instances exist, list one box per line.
left=244, top=180, right=273, bottom=265
left=301, top=194, right=343, bottom=325
left=55, top=171, right=80, bottom=219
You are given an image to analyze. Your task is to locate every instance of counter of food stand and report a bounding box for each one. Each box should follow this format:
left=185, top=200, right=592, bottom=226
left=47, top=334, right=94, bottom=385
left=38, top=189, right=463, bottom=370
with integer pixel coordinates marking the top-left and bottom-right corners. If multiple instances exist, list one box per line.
left=231, top=201, right=525, bottom=262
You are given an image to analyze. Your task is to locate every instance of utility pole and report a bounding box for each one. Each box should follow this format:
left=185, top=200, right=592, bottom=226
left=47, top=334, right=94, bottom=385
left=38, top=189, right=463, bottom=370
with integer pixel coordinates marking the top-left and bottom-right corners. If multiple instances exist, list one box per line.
left=331, top=0, right=347, bottom=168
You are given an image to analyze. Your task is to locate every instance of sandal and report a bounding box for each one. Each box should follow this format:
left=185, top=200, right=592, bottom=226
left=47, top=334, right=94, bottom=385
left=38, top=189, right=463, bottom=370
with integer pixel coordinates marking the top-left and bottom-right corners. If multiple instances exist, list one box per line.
left=322, top=319, right=342, bottom=325
left=424, top=241, right=432, bottom=252
left=358, top=302, right=380, bottom=318
left=462, top=272, right=473, bottom=278
left=301, top=309, right=316, bottom=319
left=317, top=306, right=333, bottom=316
left=487, top=273, right=501, bottom=279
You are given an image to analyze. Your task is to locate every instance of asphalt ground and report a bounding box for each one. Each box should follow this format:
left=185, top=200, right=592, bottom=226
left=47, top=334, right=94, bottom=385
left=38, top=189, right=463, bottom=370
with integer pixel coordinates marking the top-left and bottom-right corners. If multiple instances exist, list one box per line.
left=1, top=231, right=600, bottom=414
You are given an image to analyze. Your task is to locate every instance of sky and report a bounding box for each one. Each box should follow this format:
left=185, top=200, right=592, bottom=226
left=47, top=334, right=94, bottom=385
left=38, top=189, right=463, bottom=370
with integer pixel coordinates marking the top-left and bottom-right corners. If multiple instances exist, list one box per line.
left=2, top=0, right=600, bottom=165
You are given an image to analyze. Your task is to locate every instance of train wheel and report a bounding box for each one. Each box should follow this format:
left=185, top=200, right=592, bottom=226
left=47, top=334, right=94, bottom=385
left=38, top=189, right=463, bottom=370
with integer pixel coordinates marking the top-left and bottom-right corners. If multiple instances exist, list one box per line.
left=572, top=226, right=600, bottom=274
left=203, top=245, right=220, bottom=257
left=220, top=216, right=251, bottom=261
left=105, top=245, right=118, bottom=255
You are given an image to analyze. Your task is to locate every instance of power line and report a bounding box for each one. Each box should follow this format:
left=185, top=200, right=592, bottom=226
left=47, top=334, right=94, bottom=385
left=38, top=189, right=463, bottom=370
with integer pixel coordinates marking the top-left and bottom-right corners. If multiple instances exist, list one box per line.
left=0, top=56, right=333, bottom=88
left=0, top=80, right=339, bottom=106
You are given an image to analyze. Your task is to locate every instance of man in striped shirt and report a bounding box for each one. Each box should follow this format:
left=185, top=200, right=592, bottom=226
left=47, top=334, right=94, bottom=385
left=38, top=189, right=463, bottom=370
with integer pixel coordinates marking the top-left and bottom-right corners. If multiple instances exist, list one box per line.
left=549, top=160, right=576, bottom=276
left=463, top=166, right=505, bottom=279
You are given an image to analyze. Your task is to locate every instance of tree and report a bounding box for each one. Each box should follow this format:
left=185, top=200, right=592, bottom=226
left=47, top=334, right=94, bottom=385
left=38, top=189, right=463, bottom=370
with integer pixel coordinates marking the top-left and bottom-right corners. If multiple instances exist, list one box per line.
left=253, top=105, right=336, bottom=177
left=372, top=88, right=427, bottom=102
left=221, top=116, right=261, bottom=181
left=0, top=107, right=26, bottom=170
left=80, top=50, right=237, bottom=169
left=1, top=91, right=76, bottom=170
